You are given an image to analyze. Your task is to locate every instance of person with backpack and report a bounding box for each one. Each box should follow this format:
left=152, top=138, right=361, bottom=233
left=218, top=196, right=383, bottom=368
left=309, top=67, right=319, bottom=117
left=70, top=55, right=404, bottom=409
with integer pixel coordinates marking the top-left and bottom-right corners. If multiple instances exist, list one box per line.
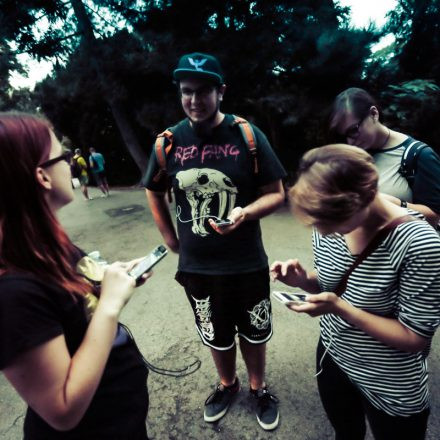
left=142, top=52, right=286, bottom=430
left=271, top=145, right=440, bottom=440
left=89, top=147, right=110, bottom=197
left=329, top=87, right=440, bottom=227
left=72, top=148, right=92, bottom=201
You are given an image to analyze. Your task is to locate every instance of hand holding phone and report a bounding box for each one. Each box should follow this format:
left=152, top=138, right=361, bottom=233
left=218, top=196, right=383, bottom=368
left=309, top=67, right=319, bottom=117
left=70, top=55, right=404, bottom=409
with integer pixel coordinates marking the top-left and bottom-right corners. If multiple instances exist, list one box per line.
left=272, top=290, right=308, bottom=306
left=128, top=245, right=168, bottom=284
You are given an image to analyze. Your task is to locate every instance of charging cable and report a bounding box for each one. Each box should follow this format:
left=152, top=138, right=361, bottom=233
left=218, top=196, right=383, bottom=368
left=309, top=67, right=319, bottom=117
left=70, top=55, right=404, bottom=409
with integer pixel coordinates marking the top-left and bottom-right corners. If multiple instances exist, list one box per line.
left=121, top=323, right=201, bottom=377
left=176, top=205, right=226, bottom=224
left=315, top=327, right=334, bottom=377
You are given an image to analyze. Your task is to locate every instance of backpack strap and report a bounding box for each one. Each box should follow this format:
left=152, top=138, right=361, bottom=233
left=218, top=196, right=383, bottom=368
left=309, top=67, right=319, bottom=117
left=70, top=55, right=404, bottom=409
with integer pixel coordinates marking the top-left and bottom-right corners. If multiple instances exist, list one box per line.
left=399, top=140, right=428, bottom=187
left=152, top=128, right=174, bottom=183
left=231, top=115, right=258, bottom=174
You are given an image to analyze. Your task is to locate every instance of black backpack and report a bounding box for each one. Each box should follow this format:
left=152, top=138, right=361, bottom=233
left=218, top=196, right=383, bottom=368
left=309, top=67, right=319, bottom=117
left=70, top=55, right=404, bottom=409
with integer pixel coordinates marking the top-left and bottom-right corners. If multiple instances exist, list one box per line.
left=398, top=140, right=429, bottom=188
left=71, top=157, right=83, bottom=178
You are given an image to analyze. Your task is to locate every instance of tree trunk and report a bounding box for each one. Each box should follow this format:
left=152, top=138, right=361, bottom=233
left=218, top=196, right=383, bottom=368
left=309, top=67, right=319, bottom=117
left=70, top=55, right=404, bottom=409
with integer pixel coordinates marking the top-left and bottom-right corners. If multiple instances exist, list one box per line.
left=109, top=101, right=148, bottom=171
left=70, top=0, right=148, bottom=173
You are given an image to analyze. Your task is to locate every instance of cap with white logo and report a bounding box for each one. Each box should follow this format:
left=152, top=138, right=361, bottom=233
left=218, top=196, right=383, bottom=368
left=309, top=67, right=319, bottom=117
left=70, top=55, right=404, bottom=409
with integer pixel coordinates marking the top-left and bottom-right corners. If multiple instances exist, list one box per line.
left=173, top=52, right=224, bottom=85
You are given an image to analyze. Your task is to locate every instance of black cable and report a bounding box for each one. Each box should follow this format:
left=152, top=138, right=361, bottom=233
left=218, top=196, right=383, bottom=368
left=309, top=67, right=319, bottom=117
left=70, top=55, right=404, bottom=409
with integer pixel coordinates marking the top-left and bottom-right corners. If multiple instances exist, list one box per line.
left=120, top=323, right=201, bottom=377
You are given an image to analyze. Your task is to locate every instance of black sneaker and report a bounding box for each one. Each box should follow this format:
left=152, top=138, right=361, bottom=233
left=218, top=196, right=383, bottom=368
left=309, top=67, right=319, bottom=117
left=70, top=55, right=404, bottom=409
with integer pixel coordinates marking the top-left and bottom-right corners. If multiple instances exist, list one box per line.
left=250, top=386, right=279, bottom=430
left=204, top=378, right=240, bottom=422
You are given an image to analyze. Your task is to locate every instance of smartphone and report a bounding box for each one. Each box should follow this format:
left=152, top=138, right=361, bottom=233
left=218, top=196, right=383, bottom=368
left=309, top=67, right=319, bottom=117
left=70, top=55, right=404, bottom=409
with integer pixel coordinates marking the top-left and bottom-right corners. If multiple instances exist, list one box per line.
left=128, top=245, right=168, bottom=284
left=214, top=219, right=233, bottom=227
left=272, top=291, right=308, bottom=305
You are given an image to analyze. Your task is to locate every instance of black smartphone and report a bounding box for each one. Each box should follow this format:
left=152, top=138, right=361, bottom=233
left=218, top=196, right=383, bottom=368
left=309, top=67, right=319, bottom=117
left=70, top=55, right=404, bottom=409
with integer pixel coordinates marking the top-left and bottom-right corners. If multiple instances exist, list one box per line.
left=214, top=219, right=233, bottom=227
left=128, top=245, right=168, bottom=284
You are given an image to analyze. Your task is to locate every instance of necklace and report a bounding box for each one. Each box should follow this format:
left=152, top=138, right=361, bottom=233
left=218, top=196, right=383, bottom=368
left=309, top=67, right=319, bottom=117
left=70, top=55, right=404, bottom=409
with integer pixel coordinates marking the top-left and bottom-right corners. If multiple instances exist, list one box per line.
left=377, top=128, right=391, bottom=150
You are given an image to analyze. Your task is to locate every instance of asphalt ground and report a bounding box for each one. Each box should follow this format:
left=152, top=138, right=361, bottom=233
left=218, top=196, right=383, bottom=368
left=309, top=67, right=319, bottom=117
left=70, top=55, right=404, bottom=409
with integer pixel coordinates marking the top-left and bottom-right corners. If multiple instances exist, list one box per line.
left=1, top=186, right=440, bottom=439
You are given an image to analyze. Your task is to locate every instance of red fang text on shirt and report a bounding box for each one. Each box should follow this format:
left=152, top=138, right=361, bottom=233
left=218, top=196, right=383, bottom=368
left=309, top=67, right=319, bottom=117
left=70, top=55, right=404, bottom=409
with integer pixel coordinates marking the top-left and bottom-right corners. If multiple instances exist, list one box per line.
left=174, top=144, right=240, bottom=166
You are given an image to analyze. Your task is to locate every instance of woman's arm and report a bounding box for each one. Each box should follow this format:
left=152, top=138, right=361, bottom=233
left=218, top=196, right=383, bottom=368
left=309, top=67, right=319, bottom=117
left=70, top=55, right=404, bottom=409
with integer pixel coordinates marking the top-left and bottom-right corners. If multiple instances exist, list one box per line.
left=380, top=192, right=439, bottom=226
left=3, top=263, right=140, bottom=431
left=291, top=293, right=428, bottom=353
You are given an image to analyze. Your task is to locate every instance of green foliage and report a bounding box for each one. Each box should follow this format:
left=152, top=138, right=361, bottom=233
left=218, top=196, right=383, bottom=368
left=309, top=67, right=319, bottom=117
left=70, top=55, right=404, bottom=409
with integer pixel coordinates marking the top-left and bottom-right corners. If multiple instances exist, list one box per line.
left=34, top=36, right=147, bottom=185
left=2, top=0, right=405, bottom=181
left=386, top=0, right=440, bottom=83
left=380, top=79, right=440, bottom=151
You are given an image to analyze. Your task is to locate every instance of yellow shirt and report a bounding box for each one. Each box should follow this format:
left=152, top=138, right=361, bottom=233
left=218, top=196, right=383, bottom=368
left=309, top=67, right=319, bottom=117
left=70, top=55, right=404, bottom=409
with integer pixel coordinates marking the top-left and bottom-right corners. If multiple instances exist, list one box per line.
left=74, top=154, right=88, bottom=177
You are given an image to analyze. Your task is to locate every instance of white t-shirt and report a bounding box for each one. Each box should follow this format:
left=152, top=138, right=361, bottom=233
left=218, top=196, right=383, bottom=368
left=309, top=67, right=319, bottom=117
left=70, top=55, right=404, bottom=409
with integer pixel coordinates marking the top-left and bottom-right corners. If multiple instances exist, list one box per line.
left=372, top=141, right=413, bottom=202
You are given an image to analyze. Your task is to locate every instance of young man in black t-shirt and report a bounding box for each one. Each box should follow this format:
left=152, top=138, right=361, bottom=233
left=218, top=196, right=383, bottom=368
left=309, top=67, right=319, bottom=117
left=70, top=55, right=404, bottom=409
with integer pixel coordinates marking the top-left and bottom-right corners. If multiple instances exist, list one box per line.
left=143, top=52, right=286, bottom=431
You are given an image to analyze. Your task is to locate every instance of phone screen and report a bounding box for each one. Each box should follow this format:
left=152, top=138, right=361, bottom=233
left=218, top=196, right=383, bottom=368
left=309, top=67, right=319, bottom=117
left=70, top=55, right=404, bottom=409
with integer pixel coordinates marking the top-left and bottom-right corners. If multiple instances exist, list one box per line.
left=215, top=219, right=233, bottom=227
left=129, top=245, right=167, bottom=281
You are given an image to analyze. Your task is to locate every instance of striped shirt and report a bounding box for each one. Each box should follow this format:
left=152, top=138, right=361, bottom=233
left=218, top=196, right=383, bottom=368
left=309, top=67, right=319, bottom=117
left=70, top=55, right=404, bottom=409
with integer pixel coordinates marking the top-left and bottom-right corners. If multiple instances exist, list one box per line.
left=314, top=214, right=440, bottom=416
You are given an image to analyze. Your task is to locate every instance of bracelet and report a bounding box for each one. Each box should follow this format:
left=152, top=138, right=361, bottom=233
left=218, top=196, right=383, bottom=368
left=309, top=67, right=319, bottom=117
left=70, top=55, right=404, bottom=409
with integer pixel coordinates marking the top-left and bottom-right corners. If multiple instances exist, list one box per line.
left=400, top=200, right=408, bottom=208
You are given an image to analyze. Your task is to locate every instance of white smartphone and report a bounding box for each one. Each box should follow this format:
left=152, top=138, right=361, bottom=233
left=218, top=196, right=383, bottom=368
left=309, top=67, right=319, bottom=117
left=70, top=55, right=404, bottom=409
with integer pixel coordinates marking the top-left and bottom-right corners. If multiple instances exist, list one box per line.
left=128, top=245, right=168, bottom=284
left=214, top=219, right=233, bottom=227
left=272, top=290, right=308, bottom=305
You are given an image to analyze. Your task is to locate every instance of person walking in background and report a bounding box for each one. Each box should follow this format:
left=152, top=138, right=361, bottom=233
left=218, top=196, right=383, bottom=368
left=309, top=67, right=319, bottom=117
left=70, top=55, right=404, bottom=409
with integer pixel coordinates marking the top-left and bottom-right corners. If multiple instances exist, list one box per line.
left=271, top=145, right=440, bottom=440
left=0, top=113, right=152, bottom=439
left=89, top=147, right=110, bottom=197
left=143, top=52, right=286, bottom=430
left=72, top=148, right=92, bottom=200
left=329, top=87, right=440, bottom=227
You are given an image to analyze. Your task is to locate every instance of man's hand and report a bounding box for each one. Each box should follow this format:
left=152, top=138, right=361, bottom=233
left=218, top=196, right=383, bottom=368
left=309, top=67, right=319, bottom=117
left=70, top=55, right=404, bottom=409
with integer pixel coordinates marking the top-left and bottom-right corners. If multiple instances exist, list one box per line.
left=208, top=207, right=246, bottom=235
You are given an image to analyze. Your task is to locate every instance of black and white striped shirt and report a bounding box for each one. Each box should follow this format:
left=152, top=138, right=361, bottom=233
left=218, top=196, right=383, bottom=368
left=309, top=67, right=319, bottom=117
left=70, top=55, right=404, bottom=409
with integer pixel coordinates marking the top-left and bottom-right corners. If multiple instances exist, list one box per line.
left=314, top=215, right=440, bottom=416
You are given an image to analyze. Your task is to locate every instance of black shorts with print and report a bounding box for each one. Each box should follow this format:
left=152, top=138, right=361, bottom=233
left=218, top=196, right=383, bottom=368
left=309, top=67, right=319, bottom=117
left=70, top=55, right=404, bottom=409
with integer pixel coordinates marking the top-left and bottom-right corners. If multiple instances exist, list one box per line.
left=175, top=269, right=272, bottom=351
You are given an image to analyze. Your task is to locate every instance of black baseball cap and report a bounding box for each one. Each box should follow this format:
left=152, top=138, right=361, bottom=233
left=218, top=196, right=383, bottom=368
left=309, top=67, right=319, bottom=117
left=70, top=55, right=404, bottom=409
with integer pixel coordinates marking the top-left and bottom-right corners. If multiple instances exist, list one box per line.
left=173, top=52, right=224, bottom=85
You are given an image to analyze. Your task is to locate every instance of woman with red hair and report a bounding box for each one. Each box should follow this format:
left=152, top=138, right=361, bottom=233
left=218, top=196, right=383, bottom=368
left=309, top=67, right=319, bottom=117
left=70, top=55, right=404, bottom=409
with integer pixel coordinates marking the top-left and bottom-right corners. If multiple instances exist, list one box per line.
left=0, top=113, right=150, bottom=439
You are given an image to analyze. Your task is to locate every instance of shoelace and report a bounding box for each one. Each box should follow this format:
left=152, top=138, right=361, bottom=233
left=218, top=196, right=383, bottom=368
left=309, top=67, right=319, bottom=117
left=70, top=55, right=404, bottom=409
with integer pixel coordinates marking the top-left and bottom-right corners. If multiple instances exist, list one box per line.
left=253, top=389, right=279, bottom=411
left=205, top=381, right=238, bottom=405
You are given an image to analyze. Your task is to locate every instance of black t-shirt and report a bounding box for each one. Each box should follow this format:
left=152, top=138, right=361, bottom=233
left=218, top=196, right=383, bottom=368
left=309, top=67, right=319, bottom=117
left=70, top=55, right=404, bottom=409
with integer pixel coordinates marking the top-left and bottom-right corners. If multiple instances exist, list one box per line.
left=142, top=114, right=287, bottom=274
left=411, top=142, right=440, bottom=214
left=0, top=255, right=149, bottom=439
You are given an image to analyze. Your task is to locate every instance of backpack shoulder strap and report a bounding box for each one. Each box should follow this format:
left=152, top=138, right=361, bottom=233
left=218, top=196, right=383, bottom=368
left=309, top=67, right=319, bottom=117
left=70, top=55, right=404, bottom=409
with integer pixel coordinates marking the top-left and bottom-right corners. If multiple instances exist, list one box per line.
left=399, top=140, right=428, bottom=185
left=231, top=115, right=258, bottom=174
left=152, top=127, right=176, bottom=183
left=154, top=129, right=174, bottom=170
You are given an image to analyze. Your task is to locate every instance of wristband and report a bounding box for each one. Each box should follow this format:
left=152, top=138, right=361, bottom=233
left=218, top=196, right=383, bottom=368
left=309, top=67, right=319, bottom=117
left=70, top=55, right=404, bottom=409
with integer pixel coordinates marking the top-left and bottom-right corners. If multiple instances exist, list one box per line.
left=400, top=200, right=408, bottom=208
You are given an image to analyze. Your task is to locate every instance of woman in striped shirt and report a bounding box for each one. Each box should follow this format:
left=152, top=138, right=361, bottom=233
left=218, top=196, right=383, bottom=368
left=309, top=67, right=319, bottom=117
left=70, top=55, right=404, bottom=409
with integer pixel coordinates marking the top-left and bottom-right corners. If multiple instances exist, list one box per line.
left=271, top=145, right=440, bottom=440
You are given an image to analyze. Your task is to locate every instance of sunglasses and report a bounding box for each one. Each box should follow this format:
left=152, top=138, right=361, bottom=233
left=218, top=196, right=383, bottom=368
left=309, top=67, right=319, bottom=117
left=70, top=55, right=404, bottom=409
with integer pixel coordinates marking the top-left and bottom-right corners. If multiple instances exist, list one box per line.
left=39, top=150, right=73, bottom=168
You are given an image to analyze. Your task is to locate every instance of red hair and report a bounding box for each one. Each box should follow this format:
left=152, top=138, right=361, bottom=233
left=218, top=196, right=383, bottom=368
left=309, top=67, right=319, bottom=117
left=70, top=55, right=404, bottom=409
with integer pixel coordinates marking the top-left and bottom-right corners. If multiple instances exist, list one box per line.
left=0, top=113, right=90, bottom=297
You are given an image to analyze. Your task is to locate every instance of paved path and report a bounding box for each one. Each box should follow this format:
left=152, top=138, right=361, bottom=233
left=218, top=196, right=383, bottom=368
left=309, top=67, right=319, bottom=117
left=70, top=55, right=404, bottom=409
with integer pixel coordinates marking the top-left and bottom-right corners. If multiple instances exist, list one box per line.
left=1, top=187, right=440, bottom=439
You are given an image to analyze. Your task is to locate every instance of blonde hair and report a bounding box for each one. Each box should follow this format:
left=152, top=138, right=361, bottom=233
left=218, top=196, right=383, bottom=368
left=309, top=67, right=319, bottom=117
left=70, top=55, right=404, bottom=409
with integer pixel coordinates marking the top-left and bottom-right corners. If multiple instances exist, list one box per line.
left=289, top=144, right=378, bottom=226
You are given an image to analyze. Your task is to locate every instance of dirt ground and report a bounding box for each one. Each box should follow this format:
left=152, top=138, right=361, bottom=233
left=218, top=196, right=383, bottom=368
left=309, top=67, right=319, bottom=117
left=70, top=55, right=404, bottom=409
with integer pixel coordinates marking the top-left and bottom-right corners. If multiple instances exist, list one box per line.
left=1, top=186, right=440, bottom=440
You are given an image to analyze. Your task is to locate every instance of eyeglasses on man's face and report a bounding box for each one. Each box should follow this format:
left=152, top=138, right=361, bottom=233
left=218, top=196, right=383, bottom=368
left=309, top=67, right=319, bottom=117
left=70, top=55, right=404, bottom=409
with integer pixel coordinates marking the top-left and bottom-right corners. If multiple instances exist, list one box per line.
left=39, top=150, right=73, bottom=168
left=180, top=85, right=216, bottom=99
left=343, top=115, right=368, bottom=140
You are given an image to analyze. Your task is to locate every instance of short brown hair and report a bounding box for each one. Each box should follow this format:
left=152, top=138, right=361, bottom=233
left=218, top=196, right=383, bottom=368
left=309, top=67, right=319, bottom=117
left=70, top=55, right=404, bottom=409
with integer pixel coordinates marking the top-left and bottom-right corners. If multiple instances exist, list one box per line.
left=329, top=87, right=379, bottom=135
left=289, top=144, right=378, bottom=226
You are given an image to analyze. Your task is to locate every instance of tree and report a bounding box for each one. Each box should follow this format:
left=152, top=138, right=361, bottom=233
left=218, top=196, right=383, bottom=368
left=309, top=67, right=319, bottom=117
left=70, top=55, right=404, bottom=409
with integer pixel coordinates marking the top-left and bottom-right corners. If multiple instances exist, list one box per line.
left=0, top=0, right=149, bottom=174
left=2, top=0, right=380, bottom=179
left=380, top=79, right=440, bottom=151
left=125, top=0, right=377, bottom=171
left=386, top=0, right=440, bottom=83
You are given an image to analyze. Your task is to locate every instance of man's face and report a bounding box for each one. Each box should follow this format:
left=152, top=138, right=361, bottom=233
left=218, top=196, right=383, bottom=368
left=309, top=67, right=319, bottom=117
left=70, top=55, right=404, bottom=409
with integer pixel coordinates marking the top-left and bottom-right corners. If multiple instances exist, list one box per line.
left=179, top=78, right=224, bottom=124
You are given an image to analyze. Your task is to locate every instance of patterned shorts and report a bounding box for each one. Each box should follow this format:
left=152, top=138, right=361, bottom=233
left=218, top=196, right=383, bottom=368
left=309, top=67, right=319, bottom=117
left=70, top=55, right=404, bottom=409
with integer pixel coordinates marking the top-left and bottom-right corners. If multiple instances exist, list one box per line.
left=175, top=269, right=272, bottom=350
